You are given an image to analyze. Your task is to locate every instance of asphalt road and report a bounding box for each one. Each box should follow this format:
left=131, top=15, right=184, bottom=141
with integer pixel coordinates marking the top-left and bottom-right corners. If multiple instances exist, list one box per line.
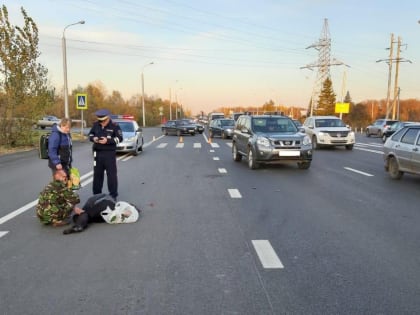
left=1, top=129, right=420, bottom=314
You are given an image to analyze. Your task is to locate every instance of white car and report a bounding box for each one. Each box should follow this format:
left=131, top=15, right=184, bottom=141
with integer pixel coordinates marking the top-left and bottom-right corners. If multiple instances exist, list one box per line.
left=303, top=115, right=355, bottom=150
left=113, top=118, right=143, bottom=156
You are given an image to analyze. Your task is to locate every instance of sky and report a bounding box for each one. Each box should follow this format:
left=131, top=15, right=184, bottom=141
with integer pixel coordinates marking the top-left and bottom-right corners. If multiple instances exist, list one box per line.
left=4, top=0, right=420, bottom=115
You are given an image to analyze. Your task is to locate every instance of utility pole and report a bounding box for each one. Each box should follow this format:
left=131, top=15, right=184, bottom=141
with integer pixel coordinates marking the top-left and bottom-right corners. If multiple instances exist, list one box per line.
left=377, top=34, right=411, bottom=120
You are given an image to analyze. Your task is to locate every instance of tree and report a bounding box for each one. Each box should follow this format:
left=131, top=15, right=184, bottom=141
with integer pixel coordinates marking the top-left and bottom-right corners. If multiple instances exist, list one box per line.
left=0, top=5, right=54, bottom=146
left=316, top=77, right=336, bottom=116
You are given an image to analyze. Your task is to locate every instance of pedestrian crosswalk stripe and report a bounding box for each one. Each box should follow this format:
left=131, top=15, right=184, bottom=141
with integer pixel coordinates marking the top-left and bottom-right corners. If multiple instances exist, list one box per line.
left=193, top=143, right=201, bottom=148
left=218, top=168, right=227, bottom=173
left=228, top=189, right=241, bottom=198
left=156, top=143, right=168, bottom=148
left=176, top=143, right=184, bottom=148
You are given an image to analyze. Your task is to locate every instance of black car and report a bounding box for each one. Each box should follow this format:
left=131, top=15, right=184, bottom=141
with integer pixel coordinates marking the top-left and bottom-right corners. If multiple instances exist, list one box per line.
left=208, top=118, right=235, bottom=139
left=382, top=121, right=419, bottom=142
left=232, top=114, right=312, bottom=170
left=162, top=120, right=196, bottom=136
left=181, top=119, right=204, bottom=134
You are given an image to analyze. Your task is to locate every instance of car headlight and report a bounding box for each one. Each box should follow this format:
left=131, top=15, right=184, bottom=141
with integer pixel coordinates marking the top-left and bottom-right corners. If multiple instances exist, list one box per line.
left=318, top=131, right=325, bottom=137
left=256, top=136, right=270, bottom=147
left=125, top=136, right=136, bottom=142
left=349, top=131, right=355, bottom=137
left=302, top=135, right=311, bottom=145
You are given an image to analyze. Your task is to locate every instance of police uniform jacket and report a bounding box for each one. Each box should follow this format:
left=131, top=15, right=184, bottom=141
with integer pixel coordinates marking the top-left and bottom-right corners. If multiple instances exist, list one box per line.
left=89, top=119, right=123, bottom=151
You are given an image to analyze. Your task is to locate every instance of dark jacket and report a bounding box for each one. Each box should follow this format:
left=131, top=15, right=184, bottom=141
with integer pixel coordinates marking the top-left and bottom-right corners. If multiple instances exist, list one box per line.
left=48, top=124, right=72, bottom=172
left=89, top=119, right=123, bottom=151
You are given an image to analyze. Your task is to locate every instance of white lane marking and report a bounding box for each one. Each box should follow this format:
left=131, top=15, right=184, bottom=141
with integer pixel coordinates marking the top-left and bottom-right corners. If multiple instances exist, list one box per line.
left=228, top=189, right=242, bottom=198
left=122, top=155, right=133, bottom=162
left=156, top=143, right=168, bottom=148
left=218, top=168, right=227, bottom=173
left=354, top=147, right=383, bottom=154
left=226, top=142, right=232, bottom=148
left=211, top=143, right=220, bottom=148
left=0, top=200, right=38, bottom=225
left=209, top=149, right=215, bottom=153
left=193, top=143, right=201, bottom=148
left=356, top=142, right=383, bottom=148
left=252, top=240, right=284, bottom=269
left=344, top=167, right=374, bottom=177
left=0, top=231, right=9, bottom=238
left=176, top=143, right=184, bottom=148
left=213, top=157, right=220, bottom=160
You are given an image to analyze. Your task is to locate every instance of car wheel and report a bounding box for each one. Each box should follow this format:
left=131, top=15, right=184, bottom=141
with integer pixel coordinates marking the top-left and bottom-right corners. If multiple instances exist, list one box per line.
left=247, top=148, right=259, bottom=169
left=345, top=144, right=353, bottom=150
left=133, top=143, right=139, bottom=156
left=388, top=156, right=403, bottom=179
left=191, top=132, right=195, bottom=136
left=312, top=136, right=319, bottom=150
left=382, top=135, right=387, bottom=143
left=297, top=161, right=311, bottom=169
left=176, top=130, right=181, bottom=137
left=232, top=142, right=242, bottom=162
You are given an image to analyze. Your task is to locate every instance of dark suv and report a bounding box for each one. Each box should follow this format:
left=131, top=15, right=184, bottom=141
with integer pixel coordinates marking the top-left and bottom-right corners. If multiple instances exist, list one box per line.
left=232, top=114, right=312, bottom=169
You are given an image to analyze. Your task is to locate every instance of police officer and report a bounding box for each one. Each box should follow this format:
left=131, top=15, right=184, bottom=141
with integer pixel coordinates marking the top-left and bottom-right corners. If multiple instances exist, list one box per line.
left=89, top=109, right=123, bottom=201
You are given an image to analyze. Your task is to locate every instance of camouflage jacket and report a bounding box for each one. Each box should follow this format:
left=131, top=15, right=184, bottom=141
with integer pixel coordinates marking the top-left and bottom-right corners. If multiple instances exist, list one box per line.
left=36, top=180, right=80, bottom=225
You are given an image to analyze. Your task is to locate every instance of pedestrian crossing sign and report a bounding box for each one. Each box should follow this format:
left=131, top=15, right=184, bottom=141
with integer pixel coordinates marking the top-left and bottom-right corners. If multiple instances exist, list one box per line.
left=76, top=93, right=88, bottom=110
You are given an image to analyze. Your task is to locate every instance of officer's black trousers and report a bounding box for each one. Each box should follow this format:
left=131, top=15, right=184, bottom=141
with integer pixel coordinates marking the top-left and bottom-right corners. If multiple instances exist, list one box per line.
left=93, top=150, right=118, bottom=199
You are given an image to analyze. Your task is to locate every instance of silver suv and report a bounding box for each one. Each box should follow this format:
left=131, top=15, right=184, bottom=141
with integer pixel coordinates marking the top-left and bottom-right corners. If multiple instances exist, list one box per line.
left=366, top=119, right=398, bottom=137
left=232, top=114, right=312, bottom=170
left=303, top=115, right=355, bottom=150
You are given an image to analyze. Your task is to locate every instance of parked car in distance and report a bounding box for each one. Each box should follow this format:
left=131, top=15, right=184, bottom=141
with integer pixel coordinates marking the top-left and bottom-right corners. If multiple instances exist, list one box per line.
left=208, top=118, right=235, bottom=139
left=162, top=120, right=196, bottom=136
left=382, top=121, right=418, bottom=142
left=36, top=115, right=61, bottom=129
left=114, top=118, right=143, bottom=156
left=302, top=115, right=355, bottom=150
left=232, top=114, right=312, bottom=170
left=383, top=123, right=420, bottom=179
left=366, top=119, right=398, bottom=137
left=231, top=112, right=244, bottom=122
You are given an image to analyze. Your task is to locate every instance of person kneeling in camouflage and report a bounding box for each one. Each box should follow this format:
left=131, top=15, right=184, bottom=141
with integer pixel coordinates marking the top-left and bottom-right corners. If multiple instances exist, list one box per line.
left=36, top=169, right=80, bottom=226
left=63, top=194, right=140, bottom=235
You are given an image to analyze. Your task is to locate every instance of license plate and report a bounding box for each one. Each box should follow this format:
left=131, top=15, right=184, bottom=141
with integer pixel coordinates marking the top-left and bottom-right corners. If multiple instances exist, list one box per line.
left=279, top=150, right=300, bottom=157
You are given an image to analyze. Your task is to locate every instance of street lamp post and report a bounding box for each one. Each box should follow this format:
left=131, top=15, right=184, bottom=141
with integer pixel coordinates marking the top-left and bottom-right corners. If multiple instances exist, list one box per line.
left=141, top=62, right=154, bottom=127
left=62, top=20, right=85, bottom=118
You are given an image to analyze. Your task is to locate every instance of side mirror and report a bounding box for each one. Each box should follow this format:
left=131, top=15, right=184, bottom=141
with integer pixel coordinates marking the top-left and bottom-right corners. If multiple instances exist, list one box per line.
left=299, top=127, right=305, bottom=133
left=137, top=128, right=142, bottom=132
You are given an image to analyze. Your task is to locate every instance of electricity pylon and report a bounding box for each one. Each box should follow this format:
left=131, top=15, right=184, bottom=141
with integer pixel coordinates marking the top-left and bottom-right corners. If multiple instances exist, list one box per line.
left=301, top=18, right=347, bottom=116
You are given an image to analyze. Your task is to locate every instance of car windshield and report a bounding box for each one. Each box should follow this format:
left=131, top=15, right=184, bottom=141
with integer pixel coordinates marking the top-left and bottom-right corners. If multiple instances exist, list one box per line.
left=252, top=118, right=297, bottom=133
left=118, top=121, right=135, bottom=132
left=315, top=119, right=346, bottom=128
left=220, top=119, right=234, bottom=127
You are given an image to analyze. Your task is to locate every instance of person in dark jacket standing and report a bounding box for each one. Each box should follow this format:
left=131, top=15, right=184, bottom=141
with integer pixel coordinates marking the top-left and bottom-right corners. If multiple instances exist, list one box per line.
left=89, top=109, right=123, bottom=201
left=48, top=118, right=73, bottom=176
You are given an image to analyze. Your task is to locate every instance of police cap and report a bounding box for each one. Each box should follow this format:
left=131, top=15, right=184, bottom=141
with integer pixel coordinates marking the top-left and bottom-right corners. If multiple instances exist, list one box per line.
left=95, top=109, right=111, bottom=121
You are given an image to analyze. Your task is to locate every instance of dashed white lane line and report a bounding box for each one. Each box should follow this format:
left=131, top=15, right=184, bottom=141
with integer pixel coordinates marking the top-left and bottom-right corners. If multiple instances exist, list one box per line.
left=211, top=143, right=220, bottom=148
left=252, top=240, right=284, bottom=269
left=228, top=189, right=242, bottom=198
left=176, top=143, right=184, bottom=148
left=0, top=231, right=9, bottom=239
left=354, top=147, right=383, bottom=154
left=213, top=157, right=220, bottom=160
left=218, top=168, right=227, bottom=173
left=193, top=143, right=201, bottom=148
left=344, top=167, right=374, bottom=177
left=157, top=143, right=168, bottom=148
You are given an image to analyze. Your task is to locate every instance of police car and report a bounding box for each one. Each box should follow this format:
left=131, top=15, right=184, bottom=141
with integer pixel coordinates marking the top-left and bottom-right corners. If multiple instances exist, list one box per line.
left=112, top=115, right=144, bottom=156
